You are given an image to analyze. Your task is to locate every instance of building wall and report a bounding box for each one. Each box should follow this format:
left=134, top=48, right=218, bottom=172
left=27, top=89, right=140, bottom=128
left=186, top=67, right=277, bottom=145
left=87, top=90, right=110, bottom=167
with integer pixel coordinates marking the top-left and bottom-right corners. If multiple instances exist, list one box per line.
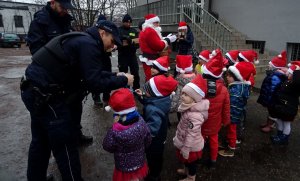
left=212, top=0, right=300, bottom=53
left=0, top=1, right=43, bottom=37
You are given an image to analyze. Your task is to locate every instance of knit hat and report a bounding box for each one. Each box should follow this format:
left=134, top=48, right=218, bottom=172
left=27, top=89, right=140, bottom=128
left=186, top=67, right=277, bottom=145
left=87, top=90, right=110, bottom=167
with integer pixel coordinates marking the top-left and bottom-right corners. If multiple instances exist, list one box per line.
left=287, top=61, right=300, bottom=75
left=143, top=75, right=178, bottom=97
left=122, top=14, right=132, bottom=23
left=238, top=50, right=259, bottom=64
left=225, top=50, right=239, bottom=64
left=228, top=62, right=256, bottom=83
left=182, top=75, right=207, bottom=102
left=152, top=56, right=169, bottom=72
left=202, top=49, right=226, bottom=78
left=105, top=88, right=136, bottom=114
left=178, top=21, right=187, bottom=30
left=144, top=14, right=160, bottom=24
left=176, top=55, right=193, bottom=73
left=199, top=50, right=211, bottom=62
left=97, top=14, right=107, bottom=21
left=269, top=50, right=287, bottom=68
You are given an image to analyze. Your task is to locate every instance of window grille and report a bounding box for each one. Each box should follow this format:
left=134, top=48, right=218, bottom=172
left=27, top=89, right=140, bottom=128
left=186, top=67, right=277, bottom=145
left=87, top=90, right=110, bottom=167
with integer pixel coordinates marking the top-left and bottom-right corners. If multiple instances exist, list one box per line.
left=14, top=15, right=23, bottom=27
left=287, top=42, right=300, bottom=61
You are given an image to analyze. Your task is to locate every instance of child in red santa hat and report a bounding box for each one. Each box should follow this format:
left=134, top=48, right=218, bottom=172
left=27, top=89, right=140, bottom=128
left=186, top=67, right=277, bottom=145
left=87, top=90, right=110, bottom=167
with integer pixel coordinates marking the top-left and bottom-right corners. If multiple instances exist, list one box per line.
left=171, top=55, right=196, bottom=122
left=195, top=49, right=211, bottom=74
left=103, top=88, right=152, bottom=181
left=237, top=50, right=259, bottom=86
left=173, top=75, right=209, bottom=181
left=270, top=61, right=300, bottom=145
left=135, top=75, right=178, bottom=181
left=151, top=56, right=170, bottom=77
left=257, top=51, right=288, bottom=133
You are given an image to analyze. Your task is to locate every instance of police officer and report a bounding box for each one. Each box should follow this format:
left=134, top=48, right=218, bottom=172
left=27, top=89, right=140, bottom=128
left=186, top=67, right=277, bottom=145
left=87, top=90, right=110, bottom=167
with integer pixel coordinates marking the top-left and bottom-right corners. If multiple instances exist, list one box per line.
left=26, top=0, right=93, bottom=145
left=118, top=14, right=140, bottom=90
left=21, top=20, right=134, bottom=181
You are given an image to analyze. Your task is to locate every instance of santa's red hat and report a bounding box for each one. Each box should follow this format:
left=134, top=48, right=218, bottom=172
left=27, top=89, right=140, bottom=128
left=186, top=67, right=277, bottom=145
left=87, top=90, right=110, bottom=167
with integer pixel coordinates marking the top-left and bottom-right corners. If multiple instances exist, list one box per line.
left=287, top=60, right=300, bottom=75
left=152, top=56, right=169, bottom=72
left=225, top=50, right=239, bottom=64
left=182, top=75, right=207, bottom=102
left=228, top=62, right=256, bottom=84
left=176, top=55, right=193, bottom=73
left=143, top=75, right=178, bottom=96
left=105, top=88, right=136, bottom=114
left=199, top=50, right=211, bottom=62
left=239, top=50, right=259, bottom=64
left=144, top=14, right=160, bottom=24
left=203, top=49, right=226, bottom=78
left=178, top=21, right=187, bottom=30
left=269, top=50, right=287, bottom=68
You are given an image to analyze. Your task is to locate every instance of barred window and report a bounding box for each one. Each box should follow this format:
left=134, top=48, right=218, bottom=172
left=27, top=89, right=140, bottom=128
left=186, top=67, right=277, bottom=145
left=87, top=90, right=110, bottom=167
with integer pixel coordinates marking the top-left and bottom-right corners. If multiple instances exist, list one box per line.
left=287, top=43, right=300, bottom=62
left=0, top=15, right=3, bottom=27
left=14, top=15, right=23, bottom=27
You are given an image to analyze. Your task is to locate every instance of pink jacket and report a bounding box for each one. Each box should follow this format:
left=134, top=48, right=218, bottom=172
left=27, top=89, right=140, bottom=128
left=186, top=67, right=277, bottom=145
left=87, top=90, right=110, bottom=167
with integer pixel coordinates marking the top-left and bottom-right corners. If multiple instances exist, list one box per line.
left=173, top=99, right=209, bottom=157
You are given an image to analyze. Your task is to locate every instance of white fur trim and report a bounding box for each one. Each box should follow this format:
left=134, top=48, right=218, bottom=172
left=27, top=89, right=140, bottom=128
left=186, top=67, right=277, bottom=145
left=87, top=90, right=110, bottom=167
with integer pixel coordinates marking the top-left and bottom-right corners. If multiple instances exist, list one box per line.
left=254, top=60, right=259, bottom=64
left=176, top=65, right=193, bottom=73
left=228, top=66, right=244, bottom=81
left=139, top=55, right=153, bottom=65
left=269, top=61, right=285, bottom=69
left=142, top=23, right=163, bottom=39
left=153, top=60, right=168, bottom=72
left=186, top=82, right=205, bottom=97
left=202, top=65, right=223, bottom=78
left=145, top=16, right=160, bottom=25
left=244, top=81, right=252, bottom=85
left=178, top=26, right=187, bottom=30
left=288, top=68, right=293, bottom=75
left=225, top=53, right=235, bottom=63
left=239, top=53, right=249, bottom=62
left=288, top=63, right=291, bottom=67
left=162, top=40, right=168, bottom=49
left=199, top=55, right=209, bottom=62
left=105, top=106, right=111, bottom=112
left=150, top=78, right=163, bottom=96
left=113, top=107, right=136, bottom=115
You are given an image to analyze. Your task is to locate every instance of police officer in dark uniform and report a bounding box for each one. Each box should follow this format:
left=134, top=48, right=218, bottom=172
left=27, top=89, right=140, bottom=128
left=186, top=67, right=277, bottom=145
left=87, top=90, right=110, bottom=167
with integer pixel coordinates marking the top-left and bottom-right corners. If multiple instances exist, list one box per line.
left=21, top=20, right=134, bottom=181
left=118, top=14, right=140, bottom=90
left=26, top=0, right=93, bottom=145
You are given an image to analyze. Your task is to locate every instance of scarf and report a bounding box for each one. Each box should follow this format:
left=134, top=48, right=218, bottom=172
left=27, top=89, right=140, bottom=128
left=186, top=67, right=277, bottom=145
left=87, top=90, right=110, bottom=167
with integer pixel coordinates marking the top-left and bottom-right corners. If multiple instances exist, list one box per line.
left=113, top=110, right=140, bottom=126
left=178, top=102, right=196, bottom=112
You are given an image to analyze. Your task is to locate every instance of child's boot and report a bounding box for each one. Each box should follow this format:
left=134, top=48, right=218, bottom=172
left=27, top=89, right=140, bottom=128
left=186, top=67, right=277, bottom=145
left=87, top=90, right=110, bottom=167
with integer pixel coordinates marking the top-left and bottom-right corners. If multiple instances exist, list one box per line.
left=272, top=134, right=289, bottom=145
left=218, top=146, right=235, bottom=157
left=176, top=166, right=187, bottom=176
left=179, top=174, right=196, bottom=181
left=270, top=130, right=283, bottom=140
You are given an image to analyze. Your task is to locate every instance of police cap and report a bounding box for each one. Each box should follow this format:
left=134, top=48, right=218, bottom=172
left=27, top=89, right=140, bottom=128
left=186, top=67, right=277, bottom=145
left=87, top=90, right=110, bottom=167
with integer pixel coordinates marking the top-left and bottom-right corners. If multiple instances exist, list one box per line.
left=55, top=0, right=74, bottom=9
left=96, top=20, right=122, bottom=46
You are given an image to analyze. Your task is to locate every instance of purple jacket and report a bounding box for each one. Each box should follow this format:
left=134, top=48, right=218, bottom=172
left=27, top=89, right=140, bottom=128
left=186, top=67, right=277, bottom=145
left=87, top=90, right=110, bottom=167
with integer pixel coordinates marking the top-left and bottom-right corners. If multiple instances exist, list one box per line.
left=102, top=117, right=151, bottom=172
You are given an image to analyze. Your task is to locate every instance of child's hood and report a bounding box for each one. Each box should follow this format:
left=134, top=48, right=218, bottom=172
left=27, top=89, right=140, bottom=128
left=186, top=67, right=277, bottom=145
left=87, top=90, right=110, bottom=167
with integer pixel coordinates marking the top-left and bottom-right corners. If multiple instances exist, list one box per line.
left=143, top=96, right=171, bottom=113
left=189, top=99, right=209, bottom=120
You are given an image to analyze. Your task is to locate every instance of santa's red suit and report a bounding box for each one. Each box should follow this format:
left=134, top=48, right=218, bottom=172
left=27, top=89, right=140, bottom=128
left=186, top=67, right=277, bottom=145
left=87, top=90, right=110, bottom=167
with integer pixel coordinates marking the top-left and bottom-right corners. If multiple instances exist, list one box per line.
left=139, top=14, right=168, bottom=81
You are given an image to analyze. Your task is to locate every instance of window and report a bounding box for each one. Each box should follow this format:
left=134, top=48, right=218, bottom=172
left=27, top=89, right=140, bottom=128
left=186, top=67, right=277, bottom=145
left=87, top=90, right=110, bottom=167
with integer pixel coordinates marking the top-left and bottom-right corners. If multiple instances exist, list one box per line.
left=0, top=15, right=3, bottom=27
left=14, top=15, right=23, bottom=27
left=287, top=42, right=300, bottom=62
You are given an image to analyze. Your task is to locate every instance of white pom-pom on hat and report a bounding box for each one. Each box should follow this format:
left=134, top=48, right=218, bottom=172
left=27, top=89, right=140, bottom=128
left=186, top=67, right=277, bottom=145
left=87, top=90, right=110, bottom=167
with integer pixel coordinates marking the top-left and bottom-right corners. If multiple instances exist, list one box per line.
left=288, top=63, right=292, bottom=67
left=222, top=67, right=227, bottom=72
left=171, top=91, right=176, bottom=95
left=105, top=106, right=111, bottom=112
left=180, top=69, right=185, bottom=74
left=254, top=60, right=259, bottom=64
left=278, top=54, right=282, bottom=58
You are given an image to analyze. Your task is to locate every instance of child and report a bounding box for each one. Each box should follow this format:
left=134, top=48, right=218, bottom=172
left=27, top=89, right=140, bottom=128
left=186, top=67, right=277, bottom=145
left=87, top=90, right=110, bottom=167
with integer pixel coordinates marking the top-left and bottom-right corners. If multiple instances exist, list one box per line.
left=200, top=49, right=230, bottom=168
left=177, top=21, right=194, bottom=56
left=195, top=49, right=211, bottom=74
left=151, top=56, right=169, bottom=77
left=218, top=63, right=251, bottom=157
left=237, top=50, right=259, bottom=86
left=257, top=51, right=288, bottom=133
left=103, top=88, right=152, bottom=181
left=224, top=50, right=240, bottom=68
left=135, top=75, right=178, bottom=181
left=171, top=55, right=196, bottom=122
left=173, top=75, right=209, bottom=181
left=270, top=61, right=300, bottom=144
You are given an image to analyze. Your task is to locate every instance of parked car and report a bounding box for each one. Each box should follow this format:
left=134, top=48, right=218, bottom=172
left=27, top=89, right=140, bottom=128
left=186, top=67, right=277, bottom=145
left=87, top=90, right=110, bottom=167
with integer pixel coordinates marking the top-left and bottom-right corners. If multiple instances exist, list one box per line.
left=0, top=33, right=21, bottom=48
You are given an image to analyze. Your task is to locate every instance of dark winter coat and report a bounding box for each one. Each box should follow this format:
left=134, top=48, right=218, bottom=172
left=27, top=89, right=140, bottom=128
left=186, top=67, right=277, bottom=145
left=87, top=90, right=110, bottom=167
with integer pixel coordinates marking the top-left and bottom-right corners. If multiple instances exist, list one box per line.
left=177, top=25, right=194, bottom=55
left=228, top=82, right=250, bottom=124
left=25, top=26, right=128, bottom=97
left=102, top=117, right=151, bottom=172
left=257, top=69, right=287, bottom=107
left=26, top=2, right=73, bottom=55
left=118, top=26, right=139, bottom=56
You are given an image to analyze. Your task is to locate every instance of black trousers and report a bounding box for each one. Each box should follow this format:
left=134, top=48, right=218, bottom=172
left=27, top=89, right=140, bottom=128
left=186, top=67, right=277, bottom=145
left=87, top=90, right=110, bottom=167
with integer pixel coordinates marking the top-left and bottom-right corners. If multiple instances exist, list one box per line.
left=21, top=88, right=83, bottom=181
left=118, top=54, right=140, bottom=90
left=185, top=161, right=197, bottom=176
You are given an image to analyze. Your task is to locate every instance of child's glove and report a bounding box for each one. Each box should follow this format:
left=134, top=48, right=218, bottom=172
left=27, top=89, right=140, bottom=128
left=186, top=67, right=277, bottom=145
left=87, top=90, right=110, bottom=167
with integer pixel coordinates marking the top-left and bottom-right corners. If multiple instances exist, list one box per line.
left=181, top=147, right=189, bottom=159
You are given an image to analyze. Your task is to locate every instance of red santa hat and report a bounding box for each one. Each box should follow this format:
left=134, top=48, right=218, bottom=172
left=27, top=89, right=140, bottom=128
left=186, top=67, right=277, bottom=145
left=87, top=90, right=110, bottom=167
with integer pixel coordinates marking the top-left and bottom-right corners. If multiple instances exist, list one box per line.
left=143, top=75, right=178, bottom=97
left=239, top=50, right=259, bottom=64
left=152, top=56, right=169, bottom=72
left=105, top=88, right=136, bottom=114
left=176, top=55, right=193, bottom=73
left=228, top=62, right=256, bottom=84
left=144, top=14, right=160, bottom=24
left=182, top=75, right=207, bottom=102
left=178, top=21, right=187, bottom=30
left=203, top=49, right=226, bottom=78
left=287, top=61, right=300, bottom=75
left=225, top=50, right=239, bottom=64
left=199, top=50, right=211, bottom=62
left=269, top=50, right=287, bottom=69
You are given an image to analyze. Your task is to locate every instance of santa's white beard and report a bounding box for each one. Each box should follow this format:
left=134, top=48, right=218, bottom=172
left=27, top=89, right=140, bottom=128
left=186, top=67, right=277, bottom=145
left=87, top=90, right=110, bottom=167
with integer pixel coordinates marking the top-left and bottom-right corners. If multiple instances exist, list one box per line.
left=155, top=26, right=162, bottom=33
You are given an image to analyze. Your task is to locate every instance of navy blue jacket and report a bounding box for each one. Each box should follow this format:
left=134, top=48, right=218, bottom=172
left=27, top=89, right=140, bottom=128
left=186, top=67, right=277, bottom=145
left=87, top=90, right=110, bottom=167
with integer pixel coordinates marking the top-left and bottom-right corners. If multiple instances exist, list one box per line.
left=118, top=26, right=139, bottom=56
left=25, top=26, right=128, bottom=96
left=177, top=25, right=194, bottom=55
left=26, top=2, right=73, bottom=55
left=228, top=82, right=250, bottom=124
left=257, top=70, right=287, bottom=107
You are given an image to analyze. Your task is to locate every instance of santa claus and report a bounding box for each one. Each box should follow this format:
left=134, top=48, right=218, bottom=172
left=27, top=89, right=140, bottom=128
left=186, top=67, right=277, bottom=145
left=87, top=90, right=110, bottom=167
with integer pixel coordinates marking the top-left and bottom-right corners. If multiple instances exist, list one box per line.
left=139, top=14, right=177, bottom=81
